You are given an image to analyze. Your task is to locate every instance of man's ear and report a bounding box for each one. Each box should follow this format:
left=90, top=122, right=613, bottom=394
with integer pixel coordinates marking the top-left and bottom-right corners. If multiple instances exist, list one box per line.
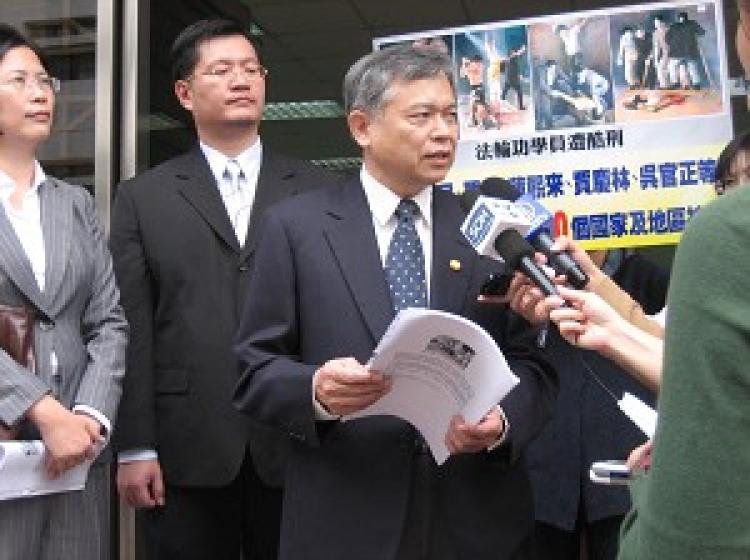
left=347, top=109, right=372, bottom=149
left=174, top=80, right=193, bottom=112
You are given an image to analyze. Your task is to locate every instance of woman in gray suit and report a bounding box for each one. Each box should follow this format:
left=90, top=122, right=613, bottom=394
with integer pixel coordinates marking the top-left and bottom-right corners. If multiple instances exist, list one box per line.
left=0, top=24, right=127, bottom=559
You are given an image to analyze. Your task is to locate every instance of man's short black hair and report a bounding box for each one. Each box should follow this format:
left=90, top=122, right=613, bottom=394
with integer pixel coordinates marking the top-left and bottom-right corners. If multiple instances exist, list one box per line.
left=544, top=59, right=557, bottom=68
left=170, top=19, right=261, bottom=82
left=468, top=54, right=483, bottom=63
left=0, top=23, right=47, bottom=68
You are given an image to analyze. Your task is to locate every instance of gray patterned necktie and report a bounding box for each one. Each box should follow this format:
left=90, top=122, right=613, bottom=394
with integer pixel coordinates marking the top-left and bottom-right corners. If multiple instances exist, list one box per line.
left=223, top=159, right=252, bottom=246
left=385, top=199, right=428, bottom=313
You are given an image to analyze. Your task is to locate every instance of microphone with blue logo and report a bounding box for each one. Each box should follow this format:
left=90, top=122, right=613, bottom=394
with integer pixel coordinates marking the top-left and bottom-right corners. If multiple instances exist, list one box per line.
left=460, top=183, right=560, bottom=298
left=484, top=178, right=589, bottom=289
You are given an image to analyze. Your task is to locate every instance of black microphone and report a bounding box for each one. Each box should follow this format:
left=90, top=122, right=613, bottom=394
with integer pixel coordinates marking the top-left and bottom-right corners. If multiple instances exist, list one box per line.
left=458, top=186, right=480, bottom=215
left=494, top=229, right=560, bottom=298
left=480, top=177, right=589, bottom=289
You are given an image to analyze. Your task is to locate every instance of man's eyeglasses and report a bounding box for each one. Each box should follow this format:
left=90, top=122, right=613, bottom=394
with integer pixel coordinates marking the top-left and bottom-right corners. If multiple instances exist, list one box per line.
left=0, top=72, right=61, bottom=93
left=191, top=64, right=268, bottom=82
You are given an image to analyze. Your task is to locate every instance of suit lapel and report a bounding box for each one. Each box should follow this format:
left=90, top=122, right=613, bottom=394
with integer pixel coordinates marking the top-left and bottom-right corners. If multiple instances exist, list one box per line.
left=40, top=178, right=72, bottom=310
left=430, top=189, right=476, bottom=314
left=241, top=149, right=301, bottom=261
left=176, top=146, right=241, bottom=254
left=323, top=179, right=394, bottom=344
left=0, top=203, right=46, bottom=311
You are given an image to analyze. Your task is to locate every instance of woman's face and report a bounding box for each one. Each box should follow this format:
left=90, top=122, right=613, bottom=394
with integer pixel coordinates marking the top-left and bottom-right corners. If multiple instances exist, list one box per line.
left=717, top=150, right=750, bottom=195
left=0, top=46, right=55, bottom=146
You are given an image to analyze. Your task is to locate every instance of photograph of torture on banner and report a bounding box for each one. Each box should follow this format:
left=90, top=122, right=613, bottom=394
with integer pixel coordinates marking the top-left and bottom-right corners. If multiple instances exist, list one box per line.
left=529, top=16, right=614, bottom=131
left=453, top=26, right=532, bottom=138
left=610, top=3, right=723, bottom=122
left=373, top=0, right=731, bottom=250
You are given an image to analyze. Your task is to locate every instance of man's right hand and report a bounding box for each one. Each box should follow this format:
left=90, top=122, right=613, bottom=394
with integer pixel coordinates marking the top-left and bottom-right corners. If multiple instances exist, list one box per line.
left=313, top=357, right=391, bottom=416
left=117, top=459, right=166, bottom=508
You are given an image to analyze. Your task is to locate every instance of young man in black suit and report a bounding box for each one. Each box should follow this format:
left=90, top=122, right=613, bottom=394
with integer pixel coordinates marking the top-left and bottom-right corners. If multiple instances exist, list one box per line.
left=110, top=19, right=337, bottom=560
left=233, top=44, right=557, bottom=560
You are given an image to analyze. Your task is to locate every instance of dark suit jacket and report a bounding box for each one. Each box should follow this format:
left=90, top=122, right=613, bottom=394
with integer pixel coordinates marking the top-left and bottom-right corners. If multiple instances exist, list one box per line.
left=526, top=253, right=668, bottom=530
left=233, top=178, right=558, bottom=560
left=110, top=144, right=338, bottom=487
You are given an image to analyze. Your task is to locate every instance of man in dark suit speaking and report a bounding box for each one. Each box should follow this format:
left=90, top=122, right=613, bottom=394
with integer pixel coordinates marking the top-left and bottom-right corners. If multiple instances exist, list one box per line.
left=233, top=44, right=557, bottom=560
left=109, top=19, right=337, bottom=560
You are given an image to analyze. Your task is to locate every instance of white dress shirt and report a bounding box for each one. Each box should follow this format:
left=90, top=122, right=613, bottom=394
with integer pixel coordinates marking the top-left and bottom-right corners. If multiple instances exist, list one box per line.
left=0, top=163, right=111, bottom=435
left=200, top=139, right=262, bottom=246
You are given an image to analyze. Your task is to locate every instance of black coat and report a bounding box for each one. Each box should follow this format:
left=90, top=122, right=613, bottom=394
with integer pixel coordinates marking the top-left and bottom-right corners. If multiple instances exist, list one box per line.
left=110, top=144, right=339, bottom=487
left=233, top=179, right=559, bottom=560
left=666, top=20, right=705, bottom=59
left=525, top=253, right=669, bottom=530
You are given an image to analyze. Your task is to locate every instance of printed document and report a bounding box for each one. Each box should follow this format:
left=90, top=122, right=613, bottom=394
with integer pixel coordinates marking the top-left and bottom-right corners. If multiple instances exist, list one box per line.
left=345, top=308, right=519, bottom=464
left=0, top=440, right=92, bottom=500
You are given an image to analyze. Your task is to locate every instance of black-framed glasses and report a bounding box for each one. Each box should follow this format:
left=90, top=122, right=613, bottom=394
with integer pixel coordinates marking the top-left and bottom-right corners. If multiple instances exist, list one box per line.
left=0, top=72, right=61, bottom=93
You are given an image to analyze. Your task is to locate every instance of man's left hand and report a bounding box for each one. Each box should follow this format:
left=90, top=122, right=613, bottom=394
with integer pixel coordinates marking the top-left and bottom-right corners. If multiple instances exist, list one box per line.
left=445, top=409, right=505, bottom=455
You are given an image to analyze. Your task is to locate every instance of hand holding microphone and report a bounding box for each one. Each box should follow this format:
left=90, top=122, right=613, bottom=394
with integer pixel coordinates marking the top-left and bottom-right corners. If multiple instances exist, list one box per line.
left=478, top=178, right=589, bottom=289
left=460, top=181, right=567, bottom=323
left=493, top=230, right=560, bottom=298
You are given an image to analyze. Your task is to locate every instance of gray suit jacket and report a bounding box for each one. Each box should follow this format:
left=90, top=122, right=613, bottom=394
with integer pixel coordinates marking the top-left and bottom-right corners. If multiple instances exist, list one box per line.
left=0, top=177, right=128, bottom=442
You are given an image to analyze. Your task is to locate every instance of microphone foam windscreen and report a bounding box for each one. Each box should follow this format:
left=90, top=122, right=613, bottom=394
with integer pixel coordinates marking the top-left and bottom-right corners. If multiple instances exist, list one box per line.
left=480, top=177, right=519, bottom=201
left=459, top=188, right=481, bottom=214
left=494, top=229, right=534, bottom=270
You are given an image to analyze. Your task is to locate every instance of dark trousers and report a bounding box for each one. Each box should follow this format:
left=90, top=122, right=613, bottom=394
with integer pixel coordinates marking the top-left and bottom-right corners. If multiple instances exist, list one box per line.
left=395, top=452, right=452, bottom=560
left=395, top=451, right=533, bottom=560
left=532, top=515, right=622, bottom=560
left=141, top=450, right=282, bottom=560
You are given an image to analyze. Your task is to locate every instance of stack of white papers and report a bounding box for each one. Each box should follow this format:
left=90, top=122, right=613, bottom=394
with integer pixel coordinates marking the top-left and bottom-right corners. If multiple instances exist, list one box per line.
left=346, top=308, right=519, bottom=464
left=0, top=440, right=92, bottom=500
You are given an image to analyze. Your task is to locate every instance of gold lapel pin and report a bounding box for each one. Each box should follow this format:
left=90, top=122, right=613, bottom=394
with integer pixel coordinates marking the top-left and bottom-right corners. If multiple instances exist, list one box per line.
left=449, top=259, right=461, bottom=272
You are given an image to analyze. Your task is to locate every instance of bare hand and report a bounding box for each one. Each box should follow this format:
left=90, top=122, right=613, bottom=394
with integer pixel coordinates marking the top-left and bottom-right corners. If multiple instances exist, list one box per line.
left=626, top=440, right=653, bottom=471
left=117, top=459, right=166, bottom=508
left=549, top=285, right=623, bottom=351
left=445, top=409, right=505, bottom=455
left=505, top=257, right=566, bottom=324
left=26, top=396, right=103, bottom=478
left=313, top=357, right=392, bottom=416
left=550, top=236, right=602, bottom=285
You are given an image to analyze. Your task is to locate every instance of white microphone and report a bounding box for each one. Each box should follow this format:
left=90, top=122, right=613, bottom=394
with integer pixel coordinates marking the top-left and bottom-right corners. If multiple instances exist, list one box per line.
left=460, top=195, right=533, bottom=262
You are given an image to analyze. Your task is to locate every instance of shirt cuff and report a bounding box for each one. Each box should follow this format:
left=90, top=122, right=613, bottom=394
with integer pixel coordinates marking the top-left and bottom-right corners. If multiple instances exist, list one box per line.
left=118, top=448, right=159, bottom=463
left=72, top=405, right=111, bottom=438
left=312, top=371, right=340, bottom=421
left=487, top=405, right=510, bottom=452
